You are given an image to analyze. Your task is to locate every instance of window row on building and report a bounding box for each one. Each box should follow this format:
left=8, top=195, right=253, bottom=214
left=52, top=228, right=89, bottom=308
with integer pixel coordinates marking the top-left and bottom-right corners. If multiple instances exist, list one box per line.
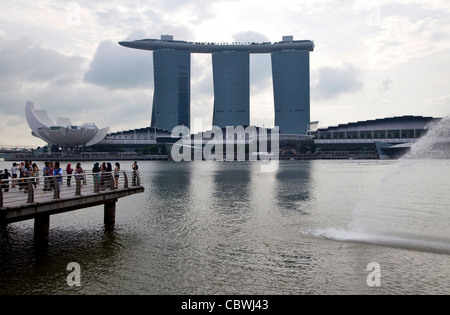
left=313, top=129, right=427, bottom=140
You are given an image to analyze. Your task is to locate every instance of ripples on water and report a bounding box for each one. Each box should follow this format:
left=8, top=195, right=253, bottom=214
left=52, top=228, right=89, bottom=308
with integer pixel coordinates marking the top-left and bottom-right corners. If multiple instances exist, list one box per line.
left=0, top=159, right=449, bottom=294
left=347, top=160, right=450, bottom=252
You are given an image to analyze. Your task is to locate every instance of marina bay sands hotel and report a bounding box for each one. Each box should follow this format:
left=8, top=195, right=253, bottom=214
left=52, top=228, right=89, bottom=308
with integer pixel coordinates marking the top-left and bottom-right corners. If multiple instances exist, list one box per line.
left=119, top=35, right=314, bottom=135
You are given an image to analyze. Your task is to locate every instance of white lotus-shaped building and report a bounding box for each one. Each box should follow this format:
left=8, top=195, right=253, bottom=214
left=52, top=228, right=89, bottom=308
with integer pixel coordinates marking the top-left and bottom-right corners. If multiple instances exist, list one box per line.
left=25, top=102, right=109, bottom=147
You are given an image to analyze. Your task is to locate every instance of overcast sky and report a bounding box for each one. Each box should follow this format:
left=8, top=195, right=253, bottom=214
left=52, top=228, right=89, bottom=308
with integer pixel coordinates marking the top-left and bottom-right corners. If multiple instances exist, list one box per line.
left=1, top=0, right=449, bottom=146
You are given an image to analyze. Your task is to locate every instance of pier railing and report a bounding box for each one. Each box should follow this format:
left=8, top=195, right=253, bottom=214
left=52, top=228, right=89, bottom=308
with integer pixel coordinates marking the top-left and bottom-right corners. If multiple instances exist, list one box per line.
left=0, top=170, right=141, bottom=208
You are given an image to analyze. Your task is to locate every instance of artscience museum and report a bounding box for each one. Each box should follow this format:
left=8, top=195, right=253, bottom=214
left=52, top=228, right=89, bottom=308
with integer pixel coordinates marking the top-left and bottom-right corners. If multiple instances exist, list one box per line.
left=25, top=102, right=109, bottom=150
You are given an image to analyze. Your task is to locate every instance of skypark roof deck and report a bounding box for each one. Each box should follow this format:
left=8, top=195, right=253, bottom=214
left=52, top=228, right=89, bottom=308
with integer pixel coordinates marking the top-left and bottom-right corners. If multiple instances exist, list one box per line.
left=119, top=35, right=314, bottom=53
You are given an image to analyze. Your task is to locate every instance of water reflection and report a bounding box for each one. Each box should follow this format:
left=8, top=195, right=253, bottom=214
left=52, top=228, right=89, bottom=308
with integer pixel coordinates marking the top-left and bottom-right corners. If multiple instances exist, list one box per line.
left=147, top=161, right=193, bottom=212
left=211, top=162, right=252, bottom=215
left=275, top=161, right=312, bottom=214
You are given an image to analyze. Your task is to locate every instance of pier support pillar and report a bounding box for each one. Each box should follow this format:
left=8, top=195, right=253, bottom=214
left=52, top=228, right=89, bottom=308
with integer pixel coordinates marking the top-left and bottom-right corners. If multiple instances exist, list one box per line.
left=34, top=214, right=50, bottom=244
left=104, top=199, right=117, bottom=226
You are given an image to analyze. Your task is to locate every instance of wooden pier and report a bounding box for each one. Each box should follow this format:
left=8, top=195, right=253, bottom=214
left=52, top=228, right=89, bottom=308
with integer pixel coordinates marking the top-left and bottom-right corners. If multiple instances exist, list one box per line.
left=0, top=171, right=144, bottom=244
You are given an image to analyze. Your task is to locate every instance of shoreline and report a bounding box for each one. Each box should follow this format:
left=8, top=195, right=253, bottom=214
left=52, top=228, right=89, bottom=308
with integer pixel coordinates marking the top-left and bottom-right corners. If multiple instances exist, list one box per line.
left=3, top=154, right=169, bottom=162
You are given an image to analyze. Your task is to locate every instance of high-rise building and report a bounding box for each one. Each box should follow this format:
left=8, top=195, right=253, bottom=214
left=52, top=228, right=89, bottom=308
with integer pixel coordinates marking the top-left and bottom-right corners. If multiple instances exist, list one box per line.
left=151, top=49, right=190, bottom=131
left=272, top=50, right=310, bottom=135
left=120, top=35, right=314, bottom=134
left=212, top=51, right=250, bottom=128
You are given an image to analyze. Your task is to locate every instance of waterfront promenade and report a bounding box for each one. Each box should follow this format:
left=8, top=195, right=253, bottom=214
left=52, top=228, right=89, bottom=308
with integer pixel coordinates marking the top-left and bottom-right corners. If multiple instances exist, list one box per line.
left=3, top=152, right=168, bottom=162
left=0, top=171, right=144, bottom=243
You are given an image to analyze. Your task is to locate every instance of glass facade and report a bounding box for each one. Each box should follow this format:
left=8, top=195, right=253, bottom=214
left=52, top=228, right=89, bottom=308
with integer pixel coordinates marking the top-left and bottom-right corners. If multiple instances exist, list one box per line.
left=272, top=50, right=310, bottom=135
left=315, top=129, right=426, bottom=140
left=212, top=51, right=250, bottom=128
left=151, top=49, right=190, bottom=131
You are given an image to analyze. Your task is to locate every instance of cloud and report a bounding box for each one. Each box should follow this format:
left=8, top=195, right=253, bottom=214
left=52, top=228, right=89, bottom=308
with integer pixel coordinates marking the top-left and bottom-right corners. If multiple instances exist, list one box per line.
left=425, top=95, right=450, bottom=106
left=0, top=35, right=89, bottom=124
left=351, top=0, right=450, bottom=14
left=312, top=63, right=364, bottom=100
left=232, top=31, right=272, bottom=93
left=378, top=78, right=393, bottom=93
left=162, top=0, right=217, bottom=25
left=0, top=35, right=154, bottom=145
left=233, top=31, right=269, bottom=43
left=84, top=40, right=154, bottom=89
left=0, top=36, right=86, bottom=91
left=364, top=14, right=450, bottom=69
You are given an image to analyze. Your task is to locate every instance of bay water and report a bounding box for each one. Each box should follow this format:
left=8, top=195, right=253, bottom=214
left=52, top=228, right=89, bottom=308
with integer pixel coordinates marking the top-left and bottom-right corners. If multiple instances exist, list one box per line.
left=0, top=157, right=449, bottom=295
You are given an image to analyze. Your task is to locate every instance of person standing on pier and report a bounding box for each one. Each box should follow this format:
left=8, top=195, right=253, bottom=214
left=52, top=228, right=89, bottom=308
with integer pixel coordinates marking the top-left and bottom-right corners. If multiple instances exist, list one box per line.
left=66, top=163, right=73, bottom=186
left=20, top=161, right=32, bottom=193
left=1, top=169, right=11, bottom=192
left=18, top=162, right=25, bottom=191
left=49, top=162, right=54, bottom=190
left=92, top=162, right=101, bottom=189
left=75, top=163, right=84, bottom=186
left=132, top=161, right=139, bottom=186
left=43, top=162, right=50, bottom=191
left=53, top=162, right=63, bottom=189
left=114, top=162, right=120, bottom=189
left=10, top=163, right=18, bottom=188
left=100, top=162, right=107, bottom=190
left=32, top=163, right=39, bottom=186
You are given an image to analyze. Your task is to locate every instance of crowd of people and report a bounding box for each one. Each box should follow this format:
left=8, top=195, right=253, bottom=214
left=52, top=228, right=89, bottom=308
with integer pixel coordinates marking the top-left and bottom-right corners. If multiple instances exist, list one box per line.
left=1, top=160, right=139, bottom=193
